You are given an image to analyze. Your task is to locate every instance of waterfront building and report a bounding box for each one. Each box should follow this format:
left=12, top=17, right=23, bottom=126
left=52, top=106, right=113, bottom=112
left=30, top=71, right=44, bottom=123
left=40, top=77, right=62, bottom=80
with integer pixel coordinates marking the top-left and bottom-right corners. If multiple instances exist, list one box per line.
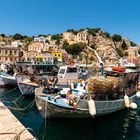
left=34, top=36, right=46, bottom=43
left=11, top=40, right=23, bottom=47
left=127, top=46, right=139, bottom=59
left=126, top=46, right=140, bottom=64
left=63, top=32, right=77, bottom=44
left=0, top=41, right=6, bottom=46
left=43, top=43, right=58, bottom=51
left=63, top=30, right=88, bottom=45
left=0, top=46, right=22, bottom=64
left=35, top=53, right=54, bottom=64
left=51, top=51, right=62, bottom=62
left=76, top=31, right=88, bottom=44
left=26, top=42, right=44, bottom=60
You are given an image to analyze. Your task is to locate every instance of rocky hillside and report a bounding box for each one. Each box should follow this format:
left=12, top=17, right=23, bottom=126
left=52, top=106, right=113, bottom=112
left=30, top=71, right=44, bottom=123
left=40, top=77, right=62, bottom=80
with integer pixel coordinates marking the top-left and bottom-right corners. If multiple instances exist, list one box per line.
left=0, top=28, right=138, bottom=66
left=61, top=28, right=138, bottom=65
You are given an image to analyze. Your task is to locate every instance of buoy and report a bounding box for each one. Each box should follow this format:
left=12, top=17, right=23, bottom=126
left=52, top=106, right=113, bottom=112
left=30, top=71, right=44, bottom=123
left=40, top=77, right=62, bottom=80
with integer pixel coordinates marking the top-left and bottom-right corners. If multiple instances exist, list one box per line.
left=136, top=91, right=140, bottom=98
left=130, top=102, right=137, bottom=109
left=88, top=96, right=96, bottom=116
left=124, top=95, right=130, bottom=108
left=71, top=83, right=74, bottom=89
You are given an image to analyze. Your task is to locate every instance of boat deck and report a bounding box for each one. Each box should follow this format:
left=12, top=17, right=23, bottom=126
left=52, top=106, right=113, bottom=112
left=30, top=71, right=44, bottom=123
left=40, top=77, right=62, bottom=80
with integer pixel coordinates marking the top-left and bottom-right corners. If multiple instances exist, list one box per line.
left=0, top=101, right=36, bottom=140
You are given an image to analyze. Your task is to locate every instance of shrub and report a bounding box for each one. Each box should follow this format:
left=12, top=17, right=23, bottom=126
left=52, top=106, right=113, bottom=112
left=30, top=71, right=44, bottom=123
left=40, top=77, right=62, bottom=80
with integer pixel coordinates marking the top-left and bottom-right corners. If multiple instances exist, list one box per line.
left=121, top=40, right=128, bottom=50
left=116, top=48, right=124, bottom=57
left=130, top=41, right=137, bottom=46
left=0, top=34, right=5, bottom=37
left=65, top=43, right=83, bottom=56
left=87, top=29, right=96, bottom=37
left=112, top=34, right=122, bottom=42
left=138, top=49, right=140, bottom=55
left=104, top=32, right=110, bottom=38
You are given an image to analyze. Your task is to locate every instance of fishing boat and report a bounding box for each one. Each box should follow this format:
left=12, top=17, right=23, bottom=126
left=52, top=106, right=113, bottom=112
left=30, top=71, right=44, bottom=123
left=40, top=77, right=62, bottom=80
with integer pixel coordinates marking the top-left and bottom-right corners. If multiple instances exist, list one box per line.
left=17, top=63, right=59, bottom=95
left=0, top=76, right=5, bottom=87
left=35, top=67, right=140, bottom=118
left=17, top=76, right=39, bottom=95
left=57, top=65, right=79, bottom=86
left=17, top=64, right=81, bottom=95
left=0, top=73, right=17, bottom=86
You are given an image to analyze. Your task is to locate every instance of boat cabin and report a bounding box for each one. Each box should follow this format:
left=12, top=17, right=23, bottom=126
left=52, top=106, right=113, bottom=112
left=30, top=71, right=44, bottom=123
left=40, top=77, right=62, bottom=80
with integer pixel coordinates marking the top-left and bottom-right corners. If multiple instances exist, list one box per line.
left=15, top=61, right=59, bottom=76
left=57, top=65, right=79, bottom=85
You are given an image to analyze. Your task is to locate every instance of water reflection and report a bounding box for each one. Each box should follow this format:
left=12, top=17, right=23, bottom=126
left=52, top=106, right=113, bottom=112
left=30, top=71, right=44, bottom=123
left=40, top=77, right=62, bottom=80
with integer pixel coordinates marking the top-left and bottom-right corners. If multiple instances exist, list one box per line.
left=122, top=108, right=140, bottom=140
left=38, top=110, right=135, bottom=140
left=1, top=88, right=140, bottom=140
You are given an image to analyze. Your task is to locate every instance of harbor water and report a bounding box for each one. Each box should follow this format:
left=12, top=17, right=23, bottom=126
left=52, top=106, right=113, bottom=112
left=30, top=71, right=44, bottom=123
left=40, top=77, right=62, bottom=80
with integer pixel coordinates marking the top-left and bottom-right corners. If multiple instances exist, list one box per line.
left=1, top=87, right=140, bottom=140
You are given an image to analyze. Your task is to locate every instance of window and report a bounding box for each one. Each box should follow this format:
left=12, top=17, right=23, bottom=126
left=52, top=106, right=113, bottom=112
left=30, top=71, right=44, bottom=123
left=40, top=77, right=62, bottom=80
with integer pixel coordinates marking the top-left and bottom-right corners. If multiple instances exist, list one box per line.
left=59, top=69, right=65, bottom=74
left=66, top=67, right=77, bottom=73
left=10, top=50, right=12, bottom=55
left=5, top=50, right=8, bottom=55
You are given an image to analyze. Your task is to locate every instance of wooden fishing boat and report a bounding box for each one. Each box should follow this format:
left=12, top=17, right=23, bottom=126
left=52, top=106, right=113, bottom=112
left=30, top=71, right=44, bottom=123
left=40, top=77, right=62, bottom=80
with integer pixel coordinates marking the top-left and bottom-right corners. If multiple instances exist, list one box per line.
left=35, top=68, right=140, bottom=119
left=17, top=63, right=59, bottom=95
left=17, top=64, right=80, bottom=95
left=0, top=73, right=17, bottom=86
left=17, top=76, right=39, bottom=95
left=0, top=76, right=5, bottom=87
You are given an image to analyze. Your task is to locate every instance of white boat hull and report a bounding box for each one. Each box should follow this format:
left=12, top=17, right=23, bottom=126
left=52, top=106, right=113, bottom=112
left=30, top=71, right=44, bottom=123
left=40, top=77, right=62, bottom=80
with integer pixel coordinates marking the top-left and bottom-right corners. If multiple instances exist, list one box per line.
left=18, top=82, right=38, bottom=95
left=1, top=76, right=17, bottom=86
left=0, top=77, right=5, bottom=87
left=35, top=94, right=137, bottom=118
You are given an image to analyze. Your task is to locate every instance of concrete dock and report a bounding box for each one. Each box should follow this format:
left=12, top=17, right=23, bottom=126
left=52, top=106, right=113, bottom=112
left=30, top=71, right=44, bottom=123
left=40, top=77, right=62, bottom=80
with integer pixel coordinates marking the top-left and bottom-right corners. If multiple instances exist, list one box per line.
left=0, top=101, right=36, bottom=140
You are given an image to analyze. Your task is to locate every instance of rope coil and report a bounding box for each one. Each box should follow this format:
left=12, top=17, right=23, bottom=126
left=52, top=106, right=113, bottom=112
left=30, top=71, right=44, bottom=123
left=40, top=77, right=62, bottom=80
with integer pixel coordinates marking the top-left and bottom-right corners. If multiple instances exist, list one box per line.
left=0, top=128, right=38, bottom=140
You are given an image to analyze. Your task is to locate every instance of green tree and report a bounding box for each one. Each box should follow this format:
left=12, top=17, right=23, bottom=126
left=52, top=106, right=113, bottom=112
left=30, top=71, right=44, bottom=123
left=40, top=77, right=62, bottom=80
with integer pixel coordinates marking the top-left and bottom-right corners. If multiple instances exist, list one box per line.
left=138, top=49, right=140, bottom=55
left=45, top=40, right=50, bottom=44
left=112, top=34, right=122, bottom=42
left=104, top=32, right=110, bottom=38
left=87, top=29, right=96, bottom=37
left=130, top=41, right=137, bottom=46
left=94, top=28, right=101, bottom=33
left=0, top=34, right=5, bottom=37
left=25, top=36, right=33, bottom=43
left=38, top=34, right=46, bottom=37
left=67, top=29, right=74, bottom=32
left=62, top=40, right=69, bottom=50
left=66, top=29, right=77, bottom=35
left=65, top=44, right=83, bottom=58
left=124, top=51, right=128, bottom=56
left=116, top=48, right=124, bottom=57
left=51, top=34, right=62, bottom=45
left=90, top=44, right=96, bottom=50
left=13, top=33, right=23, bottom=40
left=51, top=34, right=62, bottom=40
left=121, top=40, right=128, bottom=50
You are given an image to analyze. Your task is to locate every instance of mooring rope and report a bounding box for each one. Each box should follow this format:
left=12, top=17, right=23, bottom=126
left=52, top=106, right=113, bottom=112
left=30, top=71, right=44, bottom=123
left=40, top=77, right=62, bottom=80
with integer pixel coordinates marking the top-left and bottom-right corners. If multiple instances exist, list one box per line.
left=0, top=94, right=23, bottom=104
left=0, top=98, right=35, bottom=111
left=4, top=86, right=18, bottom=93
left=0, top=127, right=38, bottom=140
left=12, top=99, right=35, bottom=111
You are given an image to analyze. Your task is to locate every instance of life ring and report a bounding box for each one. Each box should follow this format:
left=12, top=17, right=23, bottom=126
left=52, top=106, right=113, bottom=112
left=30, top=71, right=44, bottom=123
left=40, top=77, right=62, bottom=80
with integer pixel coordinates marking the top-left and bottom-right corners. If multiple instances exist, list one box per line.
left=69, top=60, right=75, bottom=66
left=23, top=69, right=29, bottom=75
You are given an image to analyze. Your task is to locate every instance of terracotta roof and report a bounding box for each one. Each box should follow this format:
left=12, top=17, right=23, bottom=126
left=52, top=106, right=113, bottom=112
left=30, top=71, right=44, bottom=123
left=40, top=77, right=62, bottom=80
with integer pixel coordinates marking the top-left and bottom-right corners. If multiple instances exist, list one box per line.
left=0, top=46, right=20, bottom=50
left=29, top=42, right=43, bottom=47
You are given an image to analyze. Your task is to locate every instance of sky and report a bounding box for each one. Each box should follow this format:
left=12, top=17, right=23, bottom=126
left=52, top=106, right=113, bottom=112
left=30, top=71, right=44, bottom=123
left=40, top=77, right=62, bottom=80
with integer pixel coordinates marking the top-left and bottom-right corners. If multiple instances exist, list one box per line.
left=0, top=0, right=140, bottom=44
